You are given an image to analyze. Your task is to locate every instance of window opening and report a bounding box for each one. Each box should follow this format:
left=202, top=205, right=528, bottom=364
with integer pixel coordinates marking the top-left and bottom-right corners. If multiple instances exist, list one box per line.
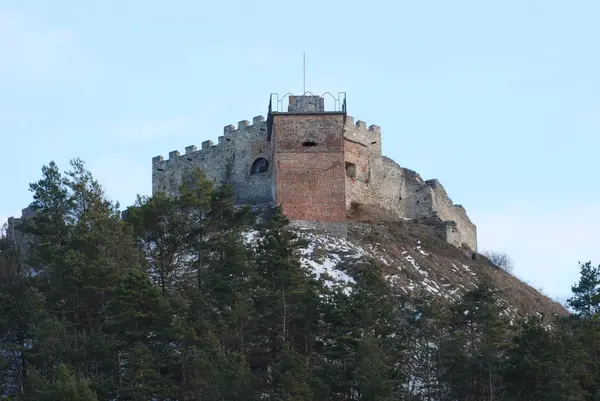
left=345, top=162, right=357, bottom=179
left=251, top=158, right=269, bottom=175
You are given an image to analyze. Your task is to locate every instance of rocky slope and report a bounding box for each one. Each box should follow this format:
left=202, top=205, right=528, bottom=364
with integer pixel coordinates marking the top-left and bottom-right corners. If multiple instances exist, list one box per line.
left=285, top=216, right=567, bottom=323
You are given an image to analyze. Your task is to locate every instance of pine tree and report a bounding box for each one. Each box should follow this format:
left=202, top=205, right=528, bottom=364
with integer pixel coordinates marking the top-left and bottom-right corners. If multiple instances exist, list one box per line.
left=316, top=258, right=403, bottom=401
left=125, top=191, right=191, bottom=293
left=18, top=159, right=169, bottom=398
left=271, top=345, right=314, bottom=401
left=0, top=235, right=45, bottom=398
left=400, top=295, right=449, bottom=400
left=504, top=316, right=587, bottom=401
left=439, top=278, right=510, bottom=401
left=568, top=261, right=600, bottom=316
left=355, top=335, right=396, bottom=401
left=25, top=363, right=99, bottom=401
left=249, top=208, right=323, bottom=398
left=196, top=181, right=256, bottom=352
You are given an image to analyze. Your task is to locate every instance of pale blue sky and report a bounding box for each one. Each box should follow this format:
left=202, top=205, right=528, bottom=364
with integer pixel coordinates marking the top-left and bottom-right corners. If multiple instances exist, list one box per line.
left=1, top=0, right=598, bottom=301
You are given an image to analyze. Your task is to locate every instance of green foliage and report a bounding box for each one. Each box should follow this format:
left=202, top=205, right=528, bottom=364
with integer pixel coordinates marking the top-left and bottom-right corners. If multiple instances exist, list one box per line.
left=568, top=261, right=600, bottom=316
left=504, top=316, right=588, bottom=400
left=4, top=158, right=600, bottom=400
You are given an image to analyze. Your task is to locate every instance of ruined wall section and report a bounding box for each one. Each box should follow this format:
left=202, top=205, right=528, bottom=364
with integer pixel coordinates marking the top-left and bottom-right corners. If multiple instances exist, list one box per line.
left=399, top=167, right=437, bottom=218
left=343, top=116, right=382, bottom=210
left=5, top=207, right=36, bottom=256
left=272, top=113, right=346, bottom=233
left=371, top=159, right=477, bottom=251
left=152, top=116, right=273, bottom=204
left=424, top=179, right=477, bottom=251
left=341, top=116, right=478, bottom=250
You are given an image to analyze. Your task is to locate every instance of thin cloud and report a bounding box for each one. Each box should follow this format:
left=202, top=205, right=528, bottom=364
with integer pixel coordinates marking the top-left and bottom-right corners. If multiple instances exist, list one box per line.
left=0, top=12, right=75, bottom=82
left=473, top=203, right=600, bottom=300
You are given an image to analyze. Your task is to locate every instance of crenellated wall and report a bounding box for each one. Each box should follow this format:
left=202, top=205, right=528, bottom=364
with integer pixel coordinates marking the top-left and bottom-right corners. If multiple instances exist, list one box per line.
left=341, top=116, right=477, bottom=251
left=152, top=115, right=274, bottom=204
left=343, top=116, right=382, bottom=209
left=151, top=97, right=478, bottom=252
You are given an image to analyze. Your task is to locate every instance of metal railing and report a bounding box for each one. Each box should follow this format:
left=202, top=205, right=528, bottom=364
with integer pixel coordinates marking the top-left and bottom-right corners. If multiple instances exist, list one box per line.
left=268, top=91, right=347, bottom=113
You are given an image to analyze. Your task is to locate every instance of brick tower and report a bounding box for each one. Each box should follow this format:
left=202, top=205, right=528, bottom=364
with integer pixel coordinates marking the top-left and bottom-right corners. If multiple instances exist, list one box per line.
left=267, top=94, right=348, bottom=235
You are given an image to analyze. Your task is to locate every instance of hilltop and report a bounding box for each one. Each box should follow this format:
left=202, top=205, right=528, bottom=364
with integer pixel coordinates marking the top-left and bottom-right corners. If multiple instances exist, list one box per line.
left=289, top=216, right=567, bottom=322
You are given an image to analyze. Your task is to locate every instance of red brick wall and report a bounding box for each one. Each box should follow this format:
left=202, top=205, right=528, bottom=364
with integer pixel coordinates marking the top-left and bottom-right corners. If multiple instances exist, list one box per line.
left=273, top=114, right=346, bottom=222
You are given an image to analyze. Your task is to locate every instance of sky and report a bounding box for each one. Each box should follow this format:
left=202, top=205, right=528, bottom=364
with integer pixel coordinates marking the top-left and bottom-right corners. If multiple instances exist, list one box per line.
left=0, top=0, right=598, bottom=302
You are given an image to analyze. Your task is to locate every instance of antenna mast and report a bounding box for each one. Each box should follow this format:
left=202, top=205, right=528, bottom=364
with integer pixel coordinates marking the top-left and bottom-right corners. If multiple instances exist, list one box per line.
left=303, top=52, right=306, bottom=93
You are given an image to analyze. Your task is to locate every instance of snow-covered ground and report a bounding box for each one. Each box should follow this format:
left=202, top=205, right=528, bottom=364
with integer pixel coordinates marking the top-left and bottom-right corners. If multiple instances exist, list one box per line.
left=244, top=226, right=523, bottom=324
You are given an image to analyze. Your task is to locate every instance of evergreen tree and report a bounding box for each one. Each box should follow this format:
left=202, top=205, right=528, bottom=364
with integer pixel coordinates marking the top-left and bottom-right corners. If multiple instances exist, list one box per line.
left=355, top=335, right=396, bottom=401
left=0, top=235, right=44, bottom=398
left=125, top=191, right=191, bottom=293
left=504, top=316, right=587, bottom=401
left=271, top=345, right=314, bottom=401
left=11, top=156, right=600, bottom=401
left=25, top=363, right=99, bottom=401
left=400, top=295, right=449, bottom=400
left=439, top=278, right=510, bottom=401
left=17, top=160, right=167, bottom=399
left=568, top=261, right=600, bottom=316
left=316, top=258, right=403, bottom=401
left=249, top=209, right=322, bottom=398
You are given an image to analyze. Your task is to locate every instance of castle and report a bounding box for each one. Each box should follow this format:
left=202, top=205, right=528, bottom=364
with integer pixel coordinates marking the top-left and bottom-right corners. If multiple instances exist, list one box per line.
left=152, top=93, right=478, bottom=251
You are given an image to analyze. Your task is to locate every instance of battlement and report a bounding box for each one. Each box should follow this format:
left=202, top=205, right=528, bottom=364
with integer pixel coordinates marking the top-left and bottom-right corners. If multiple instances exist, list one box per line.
left=151, top=92, right=477, bottom=252
left=223, top=115, right=266, bottom=135
left=343, top=115, right=382, bottom=156
left=153, top=115, right=268, bottom=167
left=152, top=113, right=273, bottom=203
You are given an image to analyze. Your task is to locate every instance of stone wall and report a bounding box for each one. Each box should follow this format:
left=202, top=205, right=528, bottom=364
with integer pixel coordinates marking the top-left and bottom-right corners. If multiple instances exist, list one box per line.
left=151, top=103, right=478, bottom=251
left=346, top=154, right=478, bottom=251
left=424, top=178, right=477, bottom=251
left=338, top=113, right=477, bottom=250
left=288, top=95, right=325, bottom=112
left=343, top=115, right=382, bottom=210
left=152, top=116, right=273, bottom=204
left=5, top=207, right=36, bottom=255
left=343, top=116, right=382, bottom=157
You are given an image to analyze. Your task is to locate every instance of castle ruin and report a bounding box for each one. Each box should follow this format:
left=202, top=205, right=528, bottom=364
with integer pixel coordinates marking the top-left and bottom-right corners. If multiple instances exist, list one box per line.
left=152, top=93, right=477, bottom=251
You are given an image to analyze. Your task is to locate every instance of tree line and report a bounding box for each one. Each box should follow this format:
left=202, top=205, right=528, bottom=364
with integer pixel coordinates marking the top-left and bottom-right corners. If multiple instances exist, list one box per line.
left=1, top=159, right=600, bottom=400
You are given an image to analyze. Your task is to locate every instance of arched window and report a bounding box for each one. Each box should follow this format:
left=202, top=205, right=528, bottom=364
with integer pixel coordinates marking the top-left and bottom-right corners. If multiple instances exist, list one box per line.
left=251, top=158, right=269, bottom=175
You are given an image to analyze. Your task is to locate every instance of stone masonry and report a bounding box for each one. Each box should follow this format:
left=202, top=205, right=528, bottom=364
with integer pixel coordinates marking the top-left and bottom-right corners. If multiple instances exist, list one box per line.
left=152, top=94, right=478, bottom=251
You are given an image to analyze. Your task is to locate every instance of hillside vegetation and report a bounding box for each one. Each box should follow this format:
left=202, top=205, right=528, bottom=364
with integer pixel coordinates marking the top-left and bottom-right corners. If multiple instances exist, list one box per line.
left=1, top=159, right=600, bottom=401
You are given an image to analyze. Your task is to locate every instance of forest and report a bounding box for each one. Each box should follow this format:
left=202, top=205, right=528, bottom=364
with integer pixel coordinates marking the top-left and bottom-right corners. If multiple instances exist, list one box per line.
left=1, top=158, right=600, bottom=401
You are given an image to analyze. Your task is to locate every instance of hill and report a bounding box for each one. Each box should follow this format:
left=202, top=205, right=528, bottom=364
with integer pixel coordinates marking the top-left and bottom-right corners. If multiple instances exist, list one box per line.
left=3, top=161, right=588, bottom=401
left=286, top=215, right=567, bottom=324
